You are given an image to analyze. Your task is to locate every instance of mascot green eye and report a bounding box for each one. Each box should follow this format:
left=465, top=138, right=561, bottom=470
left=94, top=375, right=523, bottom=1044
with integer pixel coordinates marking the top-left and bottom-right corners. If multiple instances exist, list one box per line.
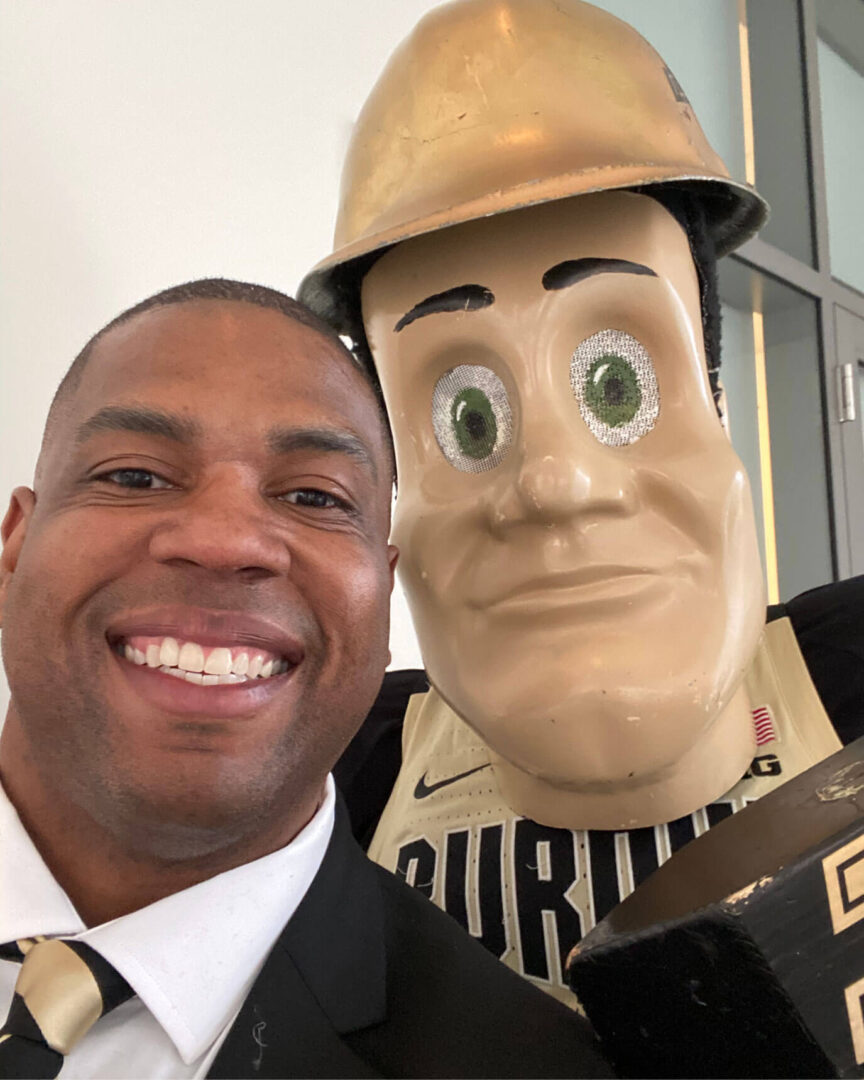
left=452, top=387, right=497, bottom=458
left=432, top=365, right=512, bottom=472
left=584, top=355, right=641, bottom=427
left=571, top=330, right=659, bottom=446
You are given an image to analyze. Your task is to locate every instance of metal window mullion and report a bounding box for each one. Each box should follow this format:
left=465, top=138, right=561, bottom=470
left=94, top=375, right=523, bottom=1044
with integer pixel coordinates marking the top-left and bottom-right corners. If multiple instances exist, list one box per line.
left=735, top=236, right=822, bottom=299
left=799, top=0, right=832, bottom=278
left=800, top=0, right=851, bottom=580
left=817, top=294, right=850, bottom=579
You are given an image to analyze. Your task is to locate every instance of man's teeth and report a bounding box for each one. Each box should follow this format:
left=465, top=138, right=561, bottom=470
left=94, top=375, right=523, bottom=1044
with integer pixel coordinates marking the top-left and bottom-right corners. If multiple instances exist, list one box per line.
left=122, top=636, right=289, bottom=685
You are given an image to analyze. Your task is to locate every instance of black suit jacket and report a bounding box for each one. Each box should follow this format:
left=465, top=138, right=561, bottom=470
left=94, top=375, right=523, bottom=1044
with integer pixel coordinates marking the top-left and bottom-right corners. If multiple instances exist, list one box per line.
left=208, top=800, right=611, bottom=1079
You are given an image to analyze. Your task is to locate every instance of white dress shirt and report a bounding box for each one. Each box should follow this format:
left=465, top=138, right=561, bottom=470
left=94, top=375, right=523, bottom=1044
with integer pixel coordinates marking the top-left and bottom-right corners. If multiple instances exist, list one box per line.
left=0, top=775, right=335, bottom=1078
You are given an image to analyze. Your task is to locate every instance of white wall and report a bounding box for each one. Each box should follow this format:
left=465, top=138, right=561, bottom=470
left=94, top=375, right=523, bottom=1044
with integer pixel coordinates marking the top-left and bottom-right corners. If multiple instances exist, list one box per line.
left=0, top=1, right=744, bottom=717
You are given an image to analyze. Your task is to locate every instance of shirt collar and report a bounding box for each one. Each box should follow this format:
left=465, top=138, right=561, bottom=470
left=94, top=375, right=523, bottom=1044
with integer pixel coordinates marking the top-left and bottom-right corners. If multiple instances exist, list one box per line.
left=0, top=778, right=85, bottom=941
left=0, top=775, right=335, bottom=1065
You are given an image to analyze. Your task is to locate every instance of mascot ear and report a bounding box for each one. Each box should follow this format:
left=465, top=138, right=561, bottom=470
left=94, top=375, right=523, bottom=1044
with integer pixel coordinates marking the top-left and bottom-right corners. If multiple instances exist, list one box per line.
left=0, top=487, right=36, bottom=628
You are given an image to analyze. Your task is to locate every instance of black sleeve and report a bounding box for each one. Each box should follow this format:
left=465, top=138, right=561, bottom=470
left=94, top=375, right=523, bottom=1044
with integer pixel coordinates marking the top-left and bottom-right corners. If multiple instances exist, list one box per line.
left=769, top=575, right=864, bottom=746
left=334, top=669, right=428, bottom=848
left=361, top=863, right=614, bottom=1079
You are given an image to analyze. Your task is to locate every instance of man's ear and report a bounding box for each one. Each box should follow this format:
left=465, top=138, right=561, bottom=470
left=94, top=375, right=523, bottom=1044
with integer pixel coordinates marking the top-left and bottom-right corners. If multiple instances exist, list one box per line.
left=387, top=543, right=399, bottom=589
left=385, top=545, right=401, bottom=669
left=0, top=488, right=36, bottom=626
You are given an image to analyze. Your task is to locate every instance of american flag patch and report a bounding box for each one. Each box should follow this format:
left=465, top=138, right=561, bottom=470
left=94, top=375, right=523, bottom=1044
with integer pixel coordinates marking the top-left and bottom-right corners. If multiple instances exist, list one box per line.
left=752, top=705, right=777, bottom=746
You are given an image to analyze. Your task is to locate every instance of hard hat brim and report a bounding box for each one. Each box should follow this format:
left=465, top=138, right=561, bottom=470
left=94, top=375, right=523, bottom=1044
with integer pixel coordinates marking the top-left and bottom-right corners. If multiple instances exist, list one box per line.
left=299, top=170, right=767, bottom=335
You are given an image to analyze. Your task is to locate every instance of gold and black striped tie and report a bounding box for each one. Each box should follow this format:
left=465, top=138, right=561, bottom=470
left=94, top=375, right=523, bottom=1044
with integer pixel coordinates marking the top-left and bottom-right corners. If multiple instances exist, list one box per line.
left=0, top=937, right=134, bottom=1078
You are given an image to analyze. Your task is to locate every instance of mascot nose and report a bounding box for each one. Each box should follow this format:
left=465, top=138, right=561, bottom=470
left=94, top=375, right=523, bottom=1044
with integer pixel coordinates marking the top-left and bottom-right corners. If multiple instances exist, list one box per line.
left=484, top=411, right=640, bottom=533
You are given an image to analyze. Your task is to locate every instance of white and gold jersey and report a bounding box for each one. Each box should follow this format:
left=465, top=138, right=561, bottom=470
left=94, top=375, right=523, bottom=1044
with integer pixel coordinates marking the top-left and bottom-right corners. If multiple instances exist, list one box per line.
left=368, top=616, right=842, bottom=1004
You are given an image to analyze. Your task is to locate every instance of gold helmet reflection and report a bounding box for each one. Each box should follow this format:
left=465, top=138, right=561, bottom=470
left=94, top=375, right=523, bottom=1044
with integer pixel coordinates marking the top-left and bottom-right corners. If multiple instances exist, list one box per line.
left=298, top=0, right=767, bottom=333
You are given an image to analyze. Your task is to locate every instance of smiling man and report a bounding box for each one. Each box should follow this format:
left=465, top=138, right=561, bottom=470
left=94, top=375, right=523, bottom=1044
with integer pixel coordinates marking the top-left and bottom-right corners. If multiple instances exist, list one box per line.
left=0, top=279, right=611, bottom=1078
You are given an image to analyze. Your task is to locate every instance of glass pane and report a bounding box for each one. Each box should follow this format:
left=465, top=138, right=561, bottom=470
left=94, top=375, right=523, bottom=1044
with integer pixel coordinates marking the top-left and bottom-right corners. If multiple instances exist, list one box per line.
left=746, top=0, right=815, bottom=266
left=719, top=259, right=833, bottom=600
left=763, top=280, right=833, bottom=595
left=817, top=33, right=864, bottom=294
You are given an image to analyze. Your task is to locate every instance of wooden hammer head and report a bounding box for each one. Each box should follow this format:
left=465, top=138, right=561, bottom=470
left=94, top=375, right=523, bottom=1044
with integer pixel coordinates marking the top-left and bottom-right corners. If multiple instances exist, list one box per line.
left=567, top=737, right=864, bottom=1078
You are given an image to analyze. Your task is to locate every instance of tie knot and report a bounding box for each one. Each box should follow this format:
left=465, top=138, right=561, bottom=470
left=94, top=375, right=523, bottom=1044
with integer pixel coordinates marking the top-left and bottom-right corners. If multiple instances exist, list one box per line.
left=12, top=939, right=133, bottom=1054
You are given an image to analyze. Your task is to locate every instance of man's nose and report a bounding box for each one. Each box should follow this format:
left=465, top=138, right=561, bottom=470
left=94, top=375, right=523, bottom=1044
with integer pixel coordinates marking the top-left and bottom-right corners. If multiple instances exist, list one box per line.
left=147, top=469, right=291, bottom=580
left=484, top=404, right=639, bottom=533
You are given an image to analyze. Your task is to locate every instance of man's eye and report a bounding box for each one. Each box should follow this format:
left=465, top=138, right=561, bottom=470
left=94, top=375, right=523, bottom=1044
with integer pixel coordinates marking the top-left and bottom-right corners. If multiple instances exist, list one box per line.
left=281, top=489, right=345, bottom=510
left=97, top=468, right=173, bottom=489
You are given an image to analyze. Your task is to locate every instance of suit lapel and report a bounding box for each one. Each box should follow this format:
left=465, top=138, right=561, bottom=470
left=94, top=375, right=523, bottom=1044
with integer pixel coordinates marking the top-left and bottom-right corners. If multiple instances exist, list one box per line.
left=207, top=948, right=380, bottom=1079
left=208, top=798, right=387, bottom=1079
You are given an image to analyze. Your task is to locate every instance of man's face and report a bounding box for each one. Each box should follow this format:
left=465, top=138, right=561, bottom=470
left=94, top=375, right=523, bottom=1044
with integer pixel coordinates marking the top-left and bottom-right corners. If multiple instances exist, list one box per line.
left=362, top=191, right=764, bottom=789
left=0, top=301, right=396, bottom=851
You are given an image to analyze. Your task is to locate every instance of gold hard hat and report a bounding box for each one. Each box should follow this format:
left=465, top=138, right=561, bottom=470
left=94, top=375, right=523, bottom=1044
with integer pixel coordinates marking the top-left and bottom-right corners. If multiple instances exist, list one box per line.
left=299, top=0, right=768, bottom=332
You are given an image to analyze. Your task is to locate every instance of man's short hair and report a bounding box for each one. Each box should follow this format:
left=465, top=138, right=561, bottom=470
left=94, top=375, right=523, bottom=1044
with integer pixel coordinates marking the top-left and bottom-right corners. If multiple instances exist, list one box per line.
left=43, top=277, right=394, bottom=467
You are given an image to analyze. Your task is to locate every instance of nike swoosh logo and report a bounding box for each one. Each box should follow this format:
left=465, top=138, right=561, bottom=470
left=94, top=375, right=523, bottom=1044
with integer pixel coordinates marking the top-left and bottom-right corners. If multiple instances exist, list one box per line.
left=413, top=764, right=491, bottom=799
